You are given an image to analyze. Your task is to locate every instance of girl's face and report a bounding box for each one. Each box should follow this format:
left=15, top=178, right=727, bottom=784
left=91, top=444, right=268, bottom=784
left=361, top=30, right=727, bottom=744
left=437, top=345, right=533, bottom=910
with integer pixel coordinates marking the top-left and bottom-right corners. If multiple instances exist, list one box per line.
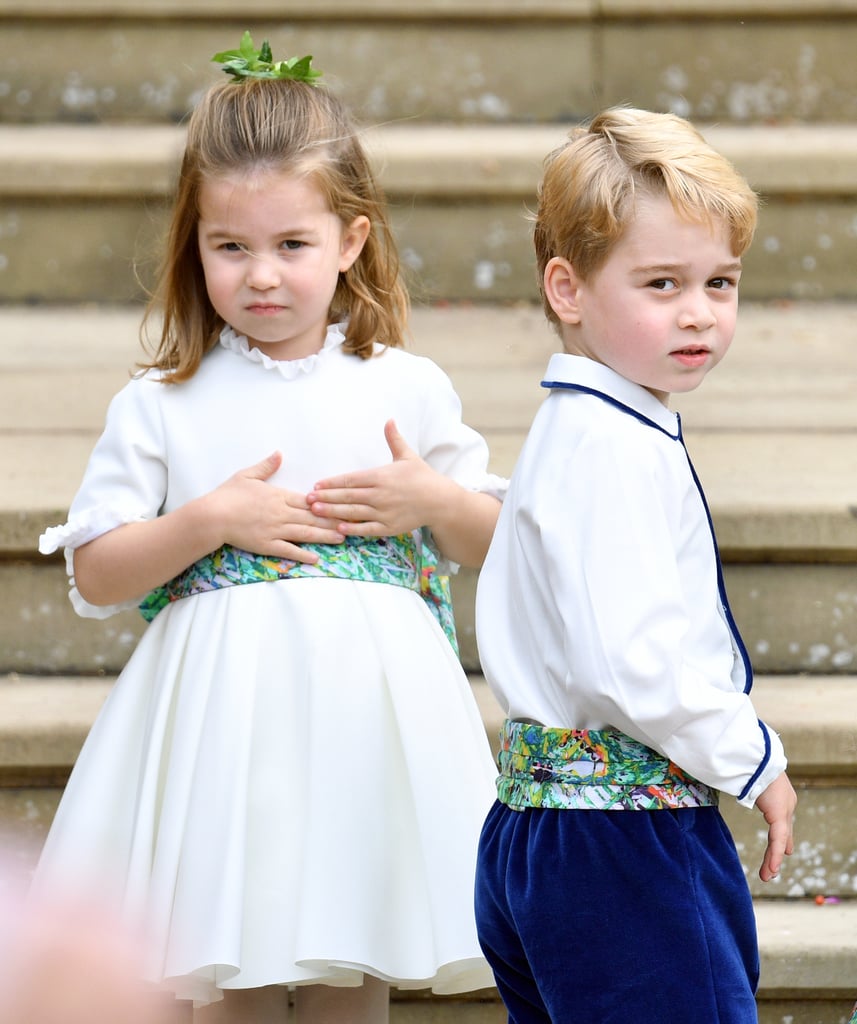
left=197, top=170, right=369, bottom=360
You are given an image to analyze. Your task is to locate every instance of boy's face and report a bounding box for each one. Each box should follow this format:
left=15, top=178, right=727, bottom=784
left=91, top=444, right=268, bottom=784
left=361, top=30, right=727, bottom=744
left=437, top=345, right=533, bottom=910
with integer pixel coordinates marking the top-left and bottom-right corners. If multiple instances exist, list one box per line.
left=550, top=193, right=742, bottom=405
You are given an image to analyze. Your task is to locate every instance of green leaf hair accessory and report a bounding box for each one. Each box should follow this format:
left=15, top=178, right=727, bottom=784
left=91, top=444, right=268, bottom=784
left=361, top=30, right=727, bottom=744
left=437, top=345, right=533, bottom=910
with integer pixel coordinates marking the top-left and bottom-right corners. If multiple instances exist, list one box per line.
left=212, top=31, right=323, bottom=84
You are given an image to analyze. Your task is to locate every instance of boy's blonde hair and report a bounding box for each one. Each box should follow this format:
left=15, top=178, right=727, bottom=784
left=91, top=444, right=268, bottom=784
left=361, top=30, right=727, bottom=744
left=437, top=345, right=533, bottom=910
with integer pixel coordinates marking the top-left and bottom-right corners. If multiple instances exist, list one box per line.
left=534, top=107, right=759, bottom=326
left=141, top=78, right=408, bottom=382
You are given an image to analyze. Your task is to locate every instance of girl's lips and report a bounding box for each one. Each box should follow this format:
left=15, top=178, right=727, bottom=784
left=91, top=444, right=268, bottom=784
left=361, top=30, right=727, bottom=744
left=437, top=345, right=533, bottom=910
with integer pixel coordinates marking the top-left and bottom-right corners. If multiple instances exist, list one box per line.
left=247, top=304, right=286, bottom=315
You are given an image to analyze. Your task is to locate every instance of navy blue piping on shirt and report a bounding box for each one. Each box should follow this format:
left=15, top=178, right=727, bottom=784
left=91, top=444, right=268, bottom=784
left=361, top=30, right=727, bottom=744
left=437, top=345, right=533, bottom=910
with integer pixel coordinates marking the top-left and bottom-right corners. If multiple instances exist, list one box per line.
left=542, top=379, right=772, bottom=800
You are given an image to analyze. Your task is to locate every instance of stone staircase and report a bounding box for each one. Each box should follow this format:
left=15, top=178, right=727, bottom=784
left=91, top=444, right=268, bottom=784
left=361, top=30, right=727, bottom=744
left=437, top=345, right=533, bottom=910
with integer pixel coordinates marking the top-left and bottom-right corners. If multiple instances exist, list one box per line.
left=2, top=1, right=857, bottom=1021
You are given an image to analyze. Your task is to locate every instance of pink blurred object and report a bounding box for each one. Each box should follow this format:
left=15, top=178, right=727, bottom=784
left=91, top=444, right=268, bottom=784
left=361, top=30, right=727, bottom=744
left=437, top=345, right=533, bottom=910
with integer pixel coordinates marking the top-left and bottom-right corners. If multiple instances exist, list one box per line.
left=0, top=852, right=173, bottom=1024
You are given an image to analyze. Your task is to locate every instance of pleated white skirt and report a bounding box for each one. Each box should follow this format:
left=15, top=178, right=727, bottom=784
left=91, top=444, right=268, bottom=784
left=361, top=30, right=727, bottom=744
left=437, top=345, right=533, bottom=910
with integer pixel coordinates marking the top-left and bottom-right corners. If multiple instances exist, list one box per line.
left=32, top=577, right=498, bottom=1005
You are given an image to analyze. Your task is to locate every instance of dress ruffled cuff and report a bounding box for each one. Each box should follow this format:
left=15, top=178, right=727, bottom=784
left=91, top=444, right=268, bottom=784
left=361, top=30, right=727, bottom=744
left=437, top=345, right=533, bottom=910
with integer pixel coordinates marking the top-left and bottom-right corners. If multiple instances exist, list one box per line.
left=39, top=506, right=149, bottom=620
left=39, top=505, right=147, bottom=555
left=476, top=473, right=509, bottom=503
left=67, top=582, right=140, bottom=620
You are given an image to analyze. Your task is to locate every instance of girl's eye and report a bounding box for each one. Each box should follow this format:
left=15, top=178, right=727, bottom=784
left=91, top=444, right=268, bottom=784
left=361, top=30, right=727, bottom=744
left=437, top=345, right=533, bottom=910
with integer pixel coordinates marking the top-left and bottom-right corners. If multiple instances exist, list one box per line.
left=282, top=239, right=304, bottom=251
left=222, top=242, right=244, bottom=253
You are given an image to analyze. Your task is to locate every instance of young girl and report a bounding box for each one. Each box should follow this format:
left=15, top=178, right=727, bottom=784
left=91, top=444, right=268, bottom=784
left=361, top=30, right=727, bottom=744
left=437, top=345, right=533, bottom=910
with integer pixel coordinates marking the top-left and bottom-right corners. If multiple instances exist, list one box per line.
left=35, top=38, right=503, bottom=1023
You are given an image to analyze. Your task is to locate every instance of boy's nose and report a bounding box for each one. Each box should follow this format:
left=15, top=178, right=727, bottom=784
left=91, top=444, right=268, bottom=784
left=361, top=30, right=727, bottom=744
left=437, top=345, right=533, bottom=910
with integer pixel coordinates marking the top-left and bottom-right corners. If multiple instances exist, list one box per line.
left=678, top=294, right=717, bottom=330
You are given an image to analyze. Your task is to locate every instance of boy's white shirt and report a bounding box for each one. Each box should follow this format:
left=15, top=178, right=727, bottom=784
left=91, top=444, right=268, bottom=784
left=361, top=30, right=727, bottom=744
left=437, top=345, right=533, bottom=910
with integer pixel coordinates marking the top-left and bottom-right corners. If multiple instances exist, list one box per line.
left=475, top=352, right=786, bottom=809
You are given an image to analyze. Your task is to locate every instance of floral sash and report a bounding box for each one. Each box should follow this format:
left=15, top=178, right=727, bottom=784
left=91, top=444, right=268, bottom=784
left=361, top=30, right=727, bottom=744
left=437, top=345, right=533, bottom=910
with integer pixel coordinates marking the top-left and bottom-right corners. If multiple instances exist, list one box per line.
left=497, top=719, right=717, bottom=810
left=139, top=532, right=458, bottom=654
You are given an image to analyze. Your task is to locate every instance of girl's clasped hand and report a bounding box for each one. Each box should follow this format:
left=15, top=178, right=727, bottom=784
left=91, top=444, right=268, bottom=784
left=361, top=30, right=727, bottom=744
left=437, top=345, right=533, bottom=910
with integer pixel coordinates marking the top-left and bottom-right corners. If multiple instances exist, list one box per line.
left=202, top=450, right=345, bottom=562
left=309, top=419, right=499, bottom=568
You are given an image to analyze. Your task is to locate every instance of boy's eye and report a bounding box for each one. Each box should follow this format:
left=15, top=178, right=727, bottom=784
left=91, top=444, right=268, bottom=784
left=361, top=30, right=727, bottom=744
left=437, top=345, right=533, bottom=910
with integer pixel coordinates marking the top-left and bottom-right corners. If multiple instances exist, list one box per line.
left=708, top=276, right=736, bottom=290
left=649, top=278, right=677, bottom=291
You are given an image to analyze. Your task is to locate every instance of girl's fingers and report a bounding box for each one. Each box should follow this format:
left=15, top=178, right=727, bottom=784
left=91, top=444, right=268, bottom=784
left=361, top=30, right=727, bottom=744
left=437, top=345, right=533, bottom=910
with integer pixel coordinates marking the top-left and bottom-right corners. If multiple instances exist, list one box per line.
left=307, top=483, right=375, bottom=504
left=311, top=503, right=375, bottom=523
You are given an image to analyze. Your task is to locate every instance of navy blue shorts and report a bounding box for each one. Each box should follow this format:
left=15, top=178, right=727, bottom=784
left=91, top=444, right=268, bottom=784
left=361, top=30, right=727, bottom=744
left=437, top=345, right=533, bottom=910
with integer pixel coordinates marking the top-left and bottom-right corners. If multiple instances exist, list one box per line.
left=475, top=802, right=759, bottom=1024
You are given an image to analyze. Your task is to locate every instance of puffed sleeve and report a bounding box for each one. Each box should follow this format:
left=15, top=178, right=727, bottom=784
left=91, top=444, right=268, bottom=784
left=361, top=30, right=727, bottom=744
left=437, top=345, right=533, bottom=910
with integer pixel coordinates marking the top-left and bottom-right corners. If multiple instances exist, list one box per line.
left=38, top=375, right=168, bottom=619
left=538, top=426, right=785, bottom=807
left=413, top=355, right=508, bottom=502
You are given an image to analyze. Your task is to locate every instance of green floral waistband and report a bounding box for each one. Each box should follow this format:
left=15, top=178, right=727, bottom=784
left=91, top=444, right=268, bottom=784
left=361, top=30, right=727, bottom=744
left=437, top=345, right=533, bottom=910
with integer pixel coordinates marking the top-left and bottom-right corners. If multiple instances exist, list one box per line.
left=497, top=719, right=717, bottom=811
left=138, top=532, right=458, bottom=654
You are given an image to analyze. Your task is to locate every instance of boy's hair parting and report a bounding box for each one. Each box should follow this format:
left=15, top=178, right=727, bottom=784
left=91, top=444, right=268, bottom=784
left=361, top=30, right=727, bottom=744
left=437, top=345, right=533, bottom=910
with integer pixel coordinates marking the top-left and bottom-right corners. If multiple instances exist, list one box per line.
left=141, top=77, right=408, bottom=381
left=533, top=106, right=759, bottom=326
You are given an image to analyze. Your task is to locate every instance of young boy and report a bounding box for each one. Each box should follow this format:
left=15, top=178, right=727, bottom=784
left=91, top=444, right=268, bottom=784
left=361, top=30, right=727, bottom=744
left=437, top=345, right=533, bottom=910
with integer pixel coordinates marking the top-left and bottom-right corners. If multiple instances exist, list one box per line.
left=474, top=107, right=797, bottom=1024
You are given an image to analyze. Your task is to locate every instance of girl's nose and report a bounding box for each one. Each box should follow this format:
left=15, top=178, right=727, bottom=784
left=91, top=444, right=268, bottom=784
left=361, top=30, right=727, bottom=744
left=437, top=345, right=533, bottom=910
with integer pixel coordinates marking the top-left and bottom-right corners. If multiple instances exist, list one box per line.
left=245, top=254, right=280, bottom=290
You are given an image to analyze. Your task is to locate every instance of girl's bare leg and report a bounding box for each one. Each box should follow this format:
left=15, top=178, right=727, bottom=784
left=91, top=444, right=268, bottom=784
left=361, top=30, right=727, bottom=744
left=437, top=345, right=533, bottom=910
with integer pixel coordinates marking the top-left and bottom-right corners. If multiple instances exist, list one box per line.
left=295, top=975, right=389, bottom=1024
left=194, top=986, right=289, bottom=1024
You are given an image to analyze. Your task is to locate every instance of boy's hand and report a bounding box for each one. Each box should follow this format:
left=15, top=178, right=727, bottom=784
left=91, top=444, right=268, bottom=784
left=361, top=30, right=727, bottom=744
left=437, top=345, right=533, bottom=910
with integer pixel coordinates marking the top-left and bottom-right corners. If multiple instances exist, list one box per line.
left=754, top=771, right=797, bottom=882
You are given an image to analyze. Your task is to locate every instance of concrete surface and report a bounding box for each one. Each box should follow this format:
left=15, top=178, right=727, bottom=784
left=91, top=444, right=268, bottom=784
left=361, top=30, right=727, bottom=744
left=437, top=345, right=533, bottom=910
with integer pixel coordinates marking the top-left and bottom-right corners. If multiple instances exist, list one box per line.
left=4, top=672, right=853, bottom=778
left=5, top=301, right=857, bottom=675
left=1, top=669, right=855, bottom=1000
left=3, top=125, right=857, bottom=301
left=5, top=123, right=857, bottom=198
left=3, top=300, right=857, bottom=542
left=4, top=6, right=857, bottom=126
left=3, top=671, right=855, bottom=902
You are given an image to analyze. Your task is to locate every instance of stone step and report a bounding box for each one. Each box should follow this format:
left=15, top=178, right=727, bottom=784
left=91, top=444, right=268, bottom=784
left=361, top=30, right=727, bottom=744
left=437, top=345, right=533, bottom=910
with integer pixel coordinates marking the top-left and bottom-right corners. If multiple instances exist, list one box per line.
left=2, top=122, right=857, bottom=302
left=2, top=672, right=855, bottom=900
left=0, top=672, right=855, bottom=1023
left=387, top=973, right=857, bottom=1024
left=3, top=302, right=857, bottom=676
left=3, top=0, right=857, bottom=126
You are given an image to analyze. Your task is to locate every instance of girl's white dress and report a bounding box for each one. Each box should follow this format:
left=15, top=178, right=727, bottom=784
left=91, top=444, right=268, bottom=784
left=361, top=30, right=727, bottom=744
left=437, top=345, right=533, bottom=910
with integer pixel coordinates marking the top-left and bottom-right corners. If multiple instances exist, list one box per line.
left=36, top=324, right=503, bottom=1005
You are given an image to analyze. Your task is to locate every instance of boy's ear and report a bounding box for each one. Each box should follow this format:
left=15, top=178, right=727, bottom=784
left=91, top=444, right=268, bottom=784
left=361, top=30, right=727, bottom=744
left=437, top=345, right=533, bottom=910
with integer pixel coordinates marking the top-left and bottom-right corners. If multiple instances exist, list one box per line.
left=543, top=256, right=583, bottom=324
left=339, top=215, right=371, bottom=272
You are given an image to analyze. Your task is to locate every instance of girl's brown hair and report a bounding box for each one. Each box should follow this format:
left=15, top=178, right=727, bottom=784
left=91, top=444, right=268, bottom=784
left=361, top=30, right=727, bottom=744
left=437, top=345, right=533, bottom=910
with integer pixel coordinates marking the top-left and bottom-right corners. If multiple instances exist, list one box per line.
left=533, top=107, right=759, bottom=327
left=141, top=77, right=408, bottom=381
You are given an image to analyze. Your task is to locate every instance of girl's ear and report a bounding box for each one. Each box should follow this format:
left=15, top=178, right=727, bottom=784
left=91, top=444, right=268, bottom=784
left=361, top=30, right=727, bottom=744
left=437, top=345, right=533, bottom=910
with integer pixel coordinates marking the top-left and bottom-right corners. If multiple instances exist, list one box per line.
left=339, top=215, right=371, bottom=272
left=543, top=256, right=583, bottom=324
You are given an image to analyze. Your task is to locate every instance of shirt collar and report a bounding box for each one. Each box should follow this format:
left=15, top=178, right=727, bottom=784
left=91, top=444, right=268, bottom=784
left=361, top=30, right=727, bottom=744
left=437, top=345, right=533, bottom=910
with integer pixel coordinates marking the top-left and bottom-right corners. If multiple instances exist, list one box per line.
left=541, top=353, right=681, bottom=439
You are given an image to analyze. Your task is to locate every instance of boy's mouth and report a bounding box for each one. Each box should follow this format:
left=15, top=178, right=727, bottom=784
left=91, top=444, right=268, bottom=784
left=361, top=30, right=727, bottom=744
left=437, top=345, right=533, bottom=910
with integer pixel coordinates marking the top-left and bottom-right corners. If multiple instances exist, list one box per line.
left=671, top=346, right=711, bottom=367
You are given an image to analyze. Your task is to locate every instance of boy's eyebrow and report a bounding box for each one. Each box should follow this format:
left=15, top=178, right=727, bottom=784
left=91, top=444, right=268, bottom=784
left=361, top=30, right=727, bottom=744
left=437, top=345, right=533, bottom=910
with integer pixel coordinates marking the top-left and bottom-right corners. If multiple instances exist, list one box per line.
left=632, top=260, right=743, bottom=275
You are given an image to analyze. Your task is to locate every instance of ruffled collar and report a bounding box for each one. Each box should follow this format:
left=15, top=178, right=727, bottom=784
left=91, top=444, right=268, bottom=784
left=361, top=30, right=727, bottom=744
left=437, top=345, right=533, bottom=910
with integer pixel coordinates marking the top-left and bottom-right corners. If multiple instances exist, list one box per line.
left=218, top=321, right=347, bottom=380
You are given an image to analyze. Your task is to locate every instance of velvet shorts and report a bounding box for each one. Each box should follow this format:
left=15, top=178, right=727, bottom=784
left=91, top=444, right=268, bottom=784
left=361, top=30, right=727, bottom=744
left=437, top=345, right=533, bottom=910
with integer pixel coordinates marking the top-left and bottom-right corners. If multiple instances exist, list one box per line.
left=475, top=801, right=759, bottom=1024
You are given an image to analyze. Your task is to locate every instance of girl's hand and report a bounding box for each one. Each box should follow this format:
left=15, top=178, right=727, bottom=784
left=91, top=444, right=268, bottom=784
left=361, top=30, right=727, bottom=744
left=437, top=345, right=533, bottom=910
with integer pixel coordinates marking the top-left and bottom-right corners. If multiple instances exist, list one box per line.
left=74, top=451, right=346, bottom=607
left=307, top=421, right=444, bottom=538
left=308, top=420, right=501, bottom=568
left=209, top=451, right=345, bottom=563
left=754, top=771, right=797, bottom=882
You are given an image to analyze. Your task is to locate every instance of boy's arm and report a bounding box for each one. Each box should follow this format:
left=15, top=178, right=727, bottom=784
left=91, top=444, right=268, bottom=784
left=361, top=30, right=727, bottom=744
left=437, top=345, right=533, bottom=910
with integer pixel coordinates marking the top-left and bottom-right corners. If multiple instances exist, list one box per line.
left=536, top=426, right=786, bottom=804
